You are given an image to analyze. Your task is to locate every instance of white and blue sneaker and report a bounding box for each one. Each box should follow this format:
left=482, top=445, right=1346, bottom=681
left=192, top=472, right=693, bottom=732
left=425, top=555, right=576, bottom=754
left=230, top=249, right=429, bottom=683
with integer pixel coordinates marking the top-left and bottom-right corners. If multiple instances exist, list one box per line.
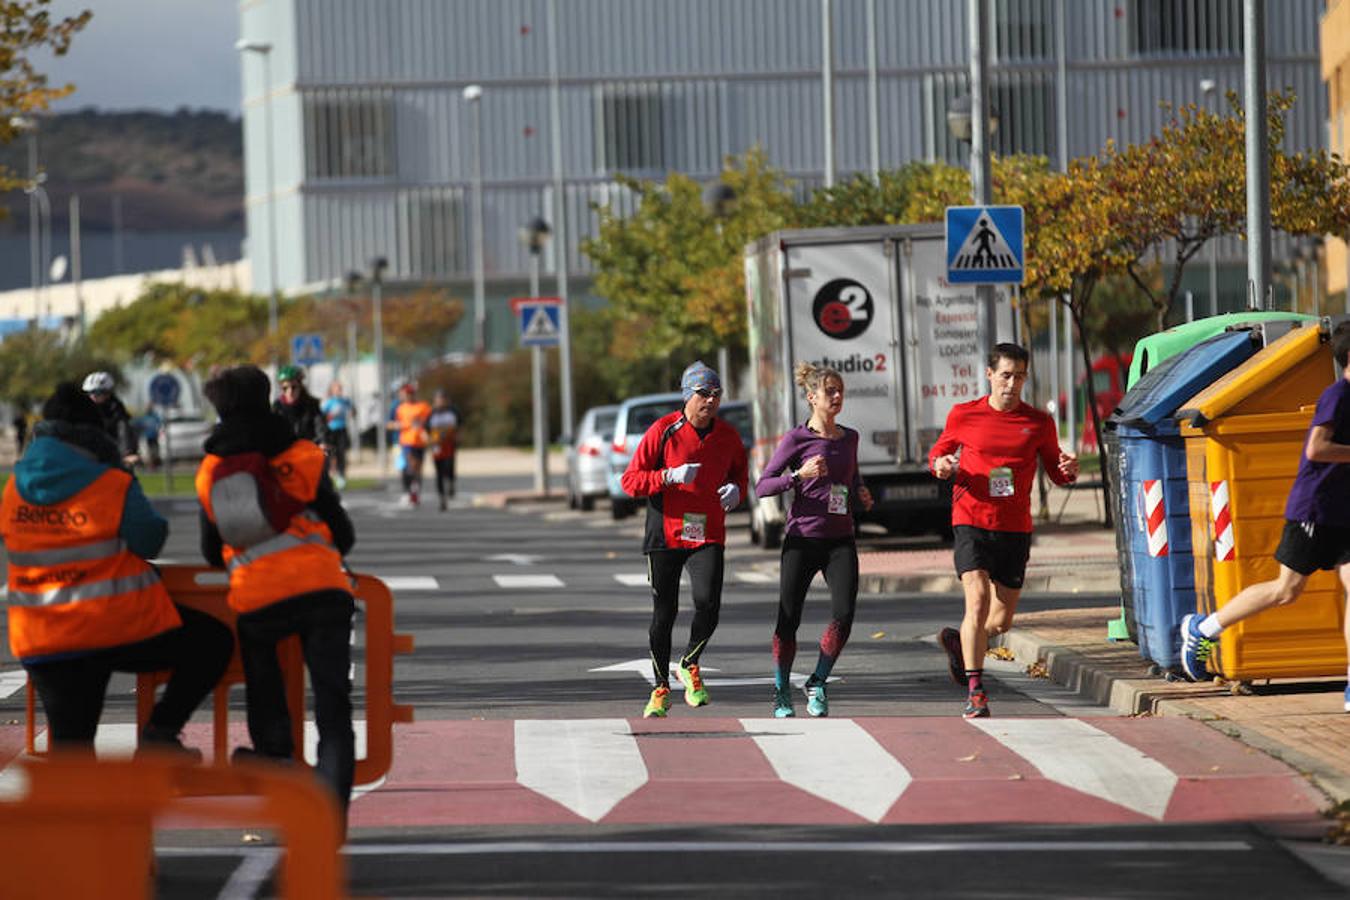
left=773, top=686, right=795, bottom=718
left=804, top=678, right=829, bottom=718
left=1179, top=613, right=1215, bottom=682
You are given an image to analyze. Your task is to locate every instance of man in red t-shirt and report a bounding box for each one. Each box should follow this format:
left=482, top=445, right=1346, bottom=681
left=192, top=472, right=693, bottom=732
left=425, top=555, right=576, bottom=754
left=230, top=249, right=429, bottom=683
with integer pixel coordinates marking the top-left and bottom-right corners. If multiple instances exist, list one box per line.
left=928, top=343, right=1078, bottom=719
left=621, top=361, right=748, bottom=719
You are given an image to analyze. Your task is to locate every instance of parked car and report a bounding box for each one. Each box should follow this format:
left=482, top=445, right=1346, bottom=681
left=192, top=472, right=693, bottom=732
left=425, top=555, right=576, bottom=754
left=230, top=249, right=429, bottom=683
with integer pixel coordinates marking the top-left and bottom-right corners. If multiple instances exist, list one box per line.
left=157, top=414, right=213, bottom=462
left=606, top=393, right=752, bottom=519
left=566, top=403, right=619, bottom=511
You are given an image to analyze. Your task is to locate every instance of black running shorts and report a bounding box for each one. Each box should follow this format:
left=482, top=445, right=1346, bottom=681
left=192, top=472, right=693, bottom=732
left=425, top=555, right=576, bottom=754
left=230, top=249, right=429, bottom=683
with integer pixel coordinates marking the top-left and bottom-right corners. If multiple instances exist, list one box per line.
left=1273, top=520, right=1350, bottom=576
left=952, top=525, right=1033, bottom=590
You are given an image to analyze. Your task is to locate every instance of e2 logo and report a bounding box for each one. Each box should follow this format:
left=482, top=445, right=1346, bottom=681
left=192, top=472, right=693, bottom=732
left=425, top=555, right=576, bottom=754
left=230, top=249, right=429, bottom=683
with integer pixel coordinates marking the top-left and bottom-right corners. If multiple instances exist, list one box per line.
left=812, top=279, right=873, bottom=340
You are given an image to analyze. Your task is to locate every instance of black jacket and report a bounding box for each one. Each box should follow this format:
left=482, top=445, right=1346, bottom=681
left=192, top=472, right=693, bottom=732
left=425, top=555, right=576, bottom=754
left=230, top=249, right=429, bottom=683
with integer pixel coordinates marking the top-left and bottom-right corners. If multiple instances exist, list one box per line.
left=198, top=411, right=355, bottom=568
left=97, top=394, right=139, bottom=458
left=271, top=392, right=325, bottom=446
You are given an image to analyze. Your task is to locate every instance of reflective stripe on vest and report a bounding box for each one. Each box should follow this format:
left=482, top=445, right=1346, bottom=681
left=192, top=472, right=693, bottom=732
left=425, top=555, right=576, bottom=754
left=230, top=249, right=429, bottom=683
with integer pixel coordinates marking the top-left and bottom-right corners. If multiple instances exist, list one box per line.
left=225, top=515, right=331, bottom=571
left=7, top=568, right=162, bottom=607
left=5, top=537, right=125, bottom=568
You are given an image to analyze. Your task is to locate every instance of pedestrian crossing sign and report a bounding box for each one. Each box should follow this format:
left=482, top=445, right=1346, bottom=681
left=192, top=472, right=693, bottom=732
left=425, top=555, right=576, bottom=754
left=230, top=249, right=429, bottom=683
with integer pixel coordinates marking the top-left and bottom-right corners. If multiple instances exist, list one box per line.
left=945, top=205, right=1024, bottom=285
left=511, top=297, right=562, bottom=347
left=290, top=332, right=325, bottom=365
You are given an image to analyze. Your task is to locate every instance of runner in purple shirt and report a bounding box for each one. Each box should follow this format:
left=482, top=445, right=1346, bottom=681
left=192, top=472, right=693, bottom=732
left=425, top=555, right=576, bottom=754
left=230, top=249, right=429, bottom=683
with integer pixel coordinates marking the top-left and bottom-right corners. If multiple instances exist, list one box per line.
left=1179, top=322, right=1350, bottom=710
left=755, top=362, right=873, bottom=717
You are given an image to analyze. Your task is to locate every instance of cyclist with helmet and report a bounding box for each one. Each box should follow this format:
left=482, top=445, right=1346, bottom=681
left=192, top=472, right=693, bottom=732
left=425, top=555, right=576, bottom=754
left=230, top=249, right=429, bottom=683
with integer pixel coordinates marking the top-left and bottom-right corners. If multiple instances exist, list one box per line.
left=272, top=365, right=325, bottom=446
left=82, top=371, right=140, bottom=467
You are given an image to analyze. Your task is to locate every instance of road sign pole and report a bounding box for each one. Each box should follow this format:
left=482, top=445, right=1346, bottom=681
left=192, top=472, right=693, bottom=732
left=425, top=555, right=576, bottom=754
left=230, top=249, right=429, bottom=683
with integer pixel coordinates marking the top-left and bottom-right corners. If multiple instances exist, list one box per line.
left=159, top=403, right=173, bottom=495
left=530, top=258, right=549, bottom=495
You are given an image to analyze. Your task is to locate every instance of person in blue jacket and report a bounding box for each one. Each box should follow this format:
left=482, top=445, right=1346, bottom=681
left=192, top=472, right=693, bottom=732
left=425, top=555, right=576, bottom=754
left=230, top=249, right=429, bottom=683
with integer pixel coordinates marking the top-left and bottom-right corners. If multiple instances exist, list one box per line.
left=2, top=382, right=232, bottom=753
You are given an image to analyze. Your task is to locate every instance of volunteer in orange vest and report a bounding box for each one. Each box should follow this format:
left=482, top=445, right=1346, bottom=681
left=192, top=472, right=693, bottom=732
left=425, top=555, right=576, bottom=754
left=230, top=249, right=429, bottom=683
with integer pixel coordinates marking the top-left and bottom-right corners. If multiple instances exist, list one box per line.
left=195, top=365, right=357, bottom=817
left=1, top=383, right=232, bottom=753
left=388, top=380, right=432, bottom=508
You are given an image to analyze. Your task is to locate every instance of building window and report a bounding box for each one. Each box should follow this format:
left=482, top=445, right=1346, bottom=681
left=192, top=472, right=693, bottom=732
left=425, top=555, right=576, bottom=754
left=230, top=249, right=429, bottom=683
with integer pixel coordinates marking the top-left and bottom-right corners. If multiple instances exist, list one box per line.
left=1130, top=0, right=1242, bottom=57
left=406, top=190, right=464, bottom=278
left=303, top=89, right=396, bottom=180
left=596, top=83, right=667, bottom=173
left=994, top=0, right=1052, bottom=62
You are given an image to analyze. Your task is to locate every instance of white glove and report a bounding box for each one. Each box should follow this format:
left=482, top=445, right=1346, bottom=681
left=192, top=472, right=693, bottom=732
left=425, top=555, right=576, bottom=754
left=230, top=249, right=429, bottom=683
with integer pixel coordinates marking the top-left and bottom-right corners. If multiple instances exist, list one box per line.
left=717, top=482, right=740, bottom=510
left=664, top=462, right=701, bottom=485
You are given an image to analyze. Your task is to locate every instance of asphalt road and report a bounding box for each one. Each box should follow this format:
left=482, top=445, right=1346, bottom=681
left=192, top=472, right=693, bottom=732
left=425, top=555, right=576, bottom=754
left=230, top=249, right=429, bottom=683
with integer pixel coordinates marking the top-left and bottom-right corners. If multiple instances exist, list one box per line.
left=5, top=474, right=1349, bottom=897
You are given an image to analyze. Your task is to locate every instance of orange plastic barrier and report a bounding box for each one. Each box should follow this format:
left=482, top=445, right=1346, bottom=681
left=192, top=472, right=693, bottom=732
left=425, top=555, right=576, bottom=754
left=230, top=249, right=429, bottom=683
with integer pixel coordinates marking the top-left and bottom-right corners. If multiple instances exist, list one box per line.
left=0, top=753, right=347, bottom=900
left=26, top=566, right=414, bottom=786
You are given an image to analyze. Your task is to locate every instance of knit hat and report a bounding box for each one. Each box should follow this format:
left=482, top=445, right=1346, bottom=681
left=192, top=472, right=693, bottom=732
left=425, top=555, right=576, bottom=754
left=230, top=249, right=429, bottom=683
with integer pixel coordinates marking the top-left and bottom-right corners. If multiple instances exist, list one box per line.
left=203, top=365, right=271, bottom=419
left=680, top=360, right=722, bottom=401
left=41, top=382, right=103, bottom=427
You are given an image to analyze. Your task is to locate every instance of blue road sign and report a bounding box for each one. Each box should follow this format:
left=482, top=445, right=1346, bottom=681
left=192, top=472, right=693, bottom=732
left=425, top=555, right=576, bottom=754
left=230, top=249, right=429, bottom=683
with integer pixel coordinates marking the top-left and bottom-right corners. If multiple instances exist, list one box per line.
left=516, top=302, right=561, bottom=348
left=291, top=333, right=325, bottom=366
left=945, top=205, right=1024, bottom=285
left=148, top=373, right=181, bottom=407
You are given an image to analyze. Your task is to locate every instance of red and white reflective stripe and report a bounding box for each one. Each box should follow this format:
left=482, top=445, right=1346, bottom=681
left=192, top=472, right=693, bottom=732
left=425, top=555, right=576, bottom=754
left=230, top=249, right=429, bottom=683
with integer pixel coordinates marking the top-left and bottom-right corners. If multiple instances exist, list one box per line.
left=1141, top=480, right=1168, bottom=558
left=1210, top=480, right=1235, bottom=562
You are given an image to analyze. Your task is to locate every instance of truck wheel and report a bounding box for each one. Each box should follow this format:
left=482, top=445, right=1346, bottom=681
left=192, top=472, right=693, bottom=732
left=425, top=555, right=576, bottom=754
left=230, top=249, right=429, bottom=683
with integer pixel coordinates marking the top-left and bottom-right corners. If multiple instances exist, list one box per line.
left=610, top=498, right=633, bottom=520
left=580, top=494, right=595, bottom=512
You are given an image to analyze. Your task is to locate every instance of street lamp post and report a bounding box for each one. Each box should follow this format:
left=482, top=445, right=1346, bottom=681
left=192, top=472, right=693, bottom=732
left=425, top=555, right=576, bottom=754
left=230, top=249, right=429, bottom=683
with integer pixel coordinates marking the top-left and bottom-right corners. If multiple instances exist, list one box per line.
left=521, top=216, right=553, bottom=495
left=1201, top=78, right=1220, bottom=315
left=464, top=84, right=487, bottom=355
left=10, top=116, right=40, bottom=321
left=371, top=256, right=389, bottom=474
left=703, top=181, right=738, bottom=393
left=236, top=39, right=280, bottom=341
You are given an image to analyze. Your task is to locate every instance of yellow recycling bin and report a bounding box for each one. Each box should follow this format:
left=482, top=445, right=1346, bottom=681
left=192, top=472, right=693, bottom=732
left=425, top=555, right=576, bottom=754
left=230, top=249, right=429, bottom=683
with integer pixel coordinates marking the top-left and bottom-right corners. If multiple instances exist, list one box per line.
left=1176, top=319, right=1346, bottom=681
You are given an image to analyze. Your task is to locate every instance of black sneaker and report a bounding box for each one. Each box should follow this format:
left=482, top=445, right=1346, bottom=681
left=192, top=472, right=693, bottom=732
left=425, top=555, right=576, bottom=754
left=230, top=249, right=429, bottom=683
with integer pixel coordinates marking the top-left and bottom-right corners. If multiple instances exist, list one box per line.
left=939, top=627, right=965, bottom=686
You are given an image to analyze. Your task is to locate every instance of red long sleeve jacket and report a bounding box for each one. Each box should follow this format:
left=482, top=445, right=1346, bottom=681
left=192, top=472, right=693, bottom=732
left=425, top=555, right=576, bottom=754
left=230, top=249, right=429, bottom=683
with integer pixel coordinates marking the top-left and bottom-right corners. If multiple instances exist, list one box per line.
left=621, top=411, right=748, bottom=552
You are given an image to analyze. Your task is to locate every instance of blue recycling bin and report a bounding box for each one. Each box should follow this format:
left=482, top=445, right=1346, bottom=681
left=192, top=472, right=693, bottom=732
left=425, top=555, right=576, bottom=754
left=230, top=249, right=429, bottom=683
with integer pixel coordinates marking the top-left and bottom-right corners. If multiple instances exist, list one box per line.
left=1110, top=330, right=1260, bottom=670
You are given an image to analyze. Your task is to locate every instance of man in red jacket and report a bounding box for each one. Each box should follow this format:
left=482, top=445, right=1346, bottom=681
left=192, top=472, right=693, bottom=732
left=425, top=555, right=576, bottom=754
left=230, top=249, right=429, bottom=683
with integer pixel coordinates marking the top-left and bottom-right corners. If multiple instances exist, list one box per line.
left=621, top=361, right=748, bottom=718
left=929, top=343, right=1078, bottom=719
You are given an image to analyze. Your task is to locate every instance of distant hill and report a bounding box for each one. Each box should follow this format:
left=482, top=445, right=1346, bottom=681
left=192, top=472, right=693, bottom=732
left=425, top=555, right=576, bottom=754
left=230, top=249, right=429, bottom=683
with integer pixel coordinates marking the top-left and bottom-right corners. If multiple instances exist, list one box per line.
left=0, top=108, right=242, bottom=234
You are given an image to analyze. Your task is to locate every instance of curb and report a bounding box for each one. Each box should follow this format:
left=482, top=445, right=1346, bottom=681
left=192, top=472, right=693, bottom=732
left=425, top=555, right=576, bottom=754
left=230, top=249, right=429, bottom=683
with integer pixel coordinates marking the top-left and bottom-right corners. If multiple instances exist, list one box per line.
left=996, top=628, right=1350, bottom=807
left=858, top=572, right=1122, bottom=595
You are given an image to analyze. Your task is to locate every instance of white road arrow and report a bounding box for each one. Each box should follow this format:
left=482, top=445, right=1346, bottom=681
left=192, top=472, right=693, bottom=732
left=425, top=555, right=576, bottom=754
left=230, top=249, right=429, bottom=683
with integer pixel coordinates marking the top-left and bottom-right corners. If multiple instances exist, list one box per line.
left=588, top=658, right=815, bottom=687
left=487, top=553, right=543, bottom=566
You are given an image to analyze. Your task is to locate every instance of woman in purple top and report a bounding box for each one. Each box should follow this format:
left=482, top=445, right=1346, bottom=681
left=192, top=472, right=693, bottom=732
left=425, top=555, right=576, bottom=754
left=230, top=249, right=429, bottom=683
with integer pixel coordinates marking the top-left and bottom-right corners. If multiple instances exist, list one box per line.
left=755, top=362, right=874, bottom=718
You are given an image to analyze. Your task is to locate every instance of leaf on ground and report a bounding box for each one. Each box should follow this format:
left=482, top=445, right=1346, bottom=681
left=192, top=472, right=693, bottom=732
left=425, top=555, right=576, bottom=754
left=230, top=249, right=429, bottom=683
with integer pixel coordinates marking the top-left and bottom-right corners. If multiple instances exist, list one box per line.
left=1024, top=661, right=1050, bottom=679
left=987, top=647, right=1015, bottom=661
left=870, top=631, right=886, bottom=639
left=242, top=832, right=264, bottom=844
left=957, top=751, right=980, bottom=762
left=1007, top=773, right=1024, bottom=781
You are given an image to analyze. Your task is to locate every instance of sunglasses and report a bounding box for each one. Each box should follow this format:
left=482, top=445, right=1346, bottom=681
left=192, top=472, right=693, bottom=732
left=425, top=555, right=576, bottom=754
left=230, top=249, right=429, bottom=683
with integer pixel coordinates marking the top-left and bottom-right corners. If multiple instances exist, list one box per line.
left=695, top=388, right=722, bottom=399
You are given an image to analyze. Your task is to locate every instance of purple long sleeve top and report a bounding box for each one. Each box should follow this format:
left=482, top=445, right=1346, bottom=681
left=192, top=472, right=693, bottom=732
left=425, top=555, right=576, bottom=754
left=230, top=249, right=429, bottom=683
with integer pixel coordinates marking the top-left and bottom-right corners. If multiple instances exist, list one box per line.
left=755, top=424, right=864, bottom=539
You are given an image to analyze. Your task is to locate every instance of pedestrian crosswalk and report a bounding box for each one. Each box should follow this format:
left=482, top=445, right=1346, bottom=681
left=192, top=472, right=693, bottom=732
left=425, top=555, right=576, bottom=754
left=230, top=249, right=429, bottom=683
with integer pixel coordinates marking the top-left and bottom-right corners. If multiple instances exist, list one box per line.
left=364, top=570, right=785, bottom=591
left=342, top=715, right=1324, bottom=828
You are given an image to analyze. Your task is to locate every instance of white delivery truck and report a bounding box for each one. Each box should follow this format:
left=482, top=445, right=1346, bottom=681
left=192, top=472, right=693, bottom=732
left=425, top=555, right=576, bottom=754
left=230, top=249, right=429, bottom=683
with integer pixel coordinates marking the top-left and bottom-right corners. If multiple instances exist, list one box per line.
left=743, top=224, right=1014, bottom=547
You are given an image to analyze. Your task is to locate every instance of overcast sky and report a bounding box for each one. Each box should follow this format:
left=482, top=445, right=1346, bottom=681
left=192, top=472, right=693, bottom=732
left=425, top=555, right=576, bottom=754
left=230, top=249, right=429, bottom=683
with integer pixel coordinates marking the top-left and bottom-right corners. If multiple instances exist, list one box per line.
left=43, top=1, right=240, bottom=114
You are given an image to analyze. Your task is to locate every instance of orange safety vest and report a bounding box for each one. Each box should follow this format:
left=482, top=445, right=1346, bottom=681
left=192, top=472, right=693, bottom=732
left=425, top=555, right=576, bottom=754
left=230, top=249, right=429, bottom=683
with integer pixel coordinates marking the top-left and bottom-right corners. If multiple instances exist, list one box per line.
left=396, top=400, right=432, bottom=448
left=1, top=469, right=180, bottom=662
left=196, top=440, right=352, bottom=614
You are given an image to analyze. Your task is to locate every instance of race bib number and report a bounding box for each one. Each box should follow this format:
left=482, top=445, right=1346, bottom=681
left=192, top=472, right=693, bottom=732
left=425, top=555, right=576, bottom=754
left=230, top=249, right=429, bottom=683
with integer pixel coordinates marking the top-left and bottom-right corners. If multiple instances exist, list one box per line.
left=681, top=512, right=707, bottom=543
left=828, top=484, right=850, bottom=515
left=989, top=466, right=1014, bottom=498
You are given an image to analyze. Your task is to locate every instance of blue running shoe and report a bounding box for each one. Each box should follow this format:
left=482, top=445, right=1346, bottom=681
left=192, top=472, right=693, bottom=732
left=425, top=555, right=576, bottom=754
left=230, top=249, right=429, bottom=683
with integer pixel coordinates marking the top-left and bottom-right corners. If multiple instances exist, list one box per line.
left=962, top=691, right=990, bottom=719
left=805, top=679, right=829, bottom=718
left=1179, top=613, right=1215, bottom=682
left=773, top=686, right=795, bottom=718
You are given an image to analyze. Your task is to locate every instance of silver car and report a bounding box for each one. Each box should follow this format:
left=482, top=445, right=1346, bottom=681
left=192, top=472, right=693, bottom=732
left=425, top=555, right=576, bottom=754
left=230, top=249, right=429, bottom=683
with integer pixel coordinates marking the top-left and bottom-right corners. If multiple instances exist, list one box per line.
left=566, top=404, right=619, bottom=511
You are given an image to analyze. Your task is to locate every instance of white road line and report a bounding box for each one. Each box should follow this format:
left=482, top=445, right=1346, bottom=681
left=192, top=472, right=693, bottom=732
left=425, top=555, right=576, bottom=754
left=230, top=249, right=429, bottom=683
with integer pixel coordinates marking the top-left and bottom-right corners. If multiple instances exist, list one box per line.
left=740, top=718, right=911, bottom=823
left=613, top=573, right=649, bottom=587
left=970, top=718, right=1179, bottom=820
left=494, top=574, right=565, bottom=589
left=734, top=571, right=776, bottom=584
left=515, top=719, right=647, bottom=822
left=0, top=669, right=28, bottom=700
left=375, top=576, right=439, bottom=591
left=217, top=848, right=281, bottom=900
